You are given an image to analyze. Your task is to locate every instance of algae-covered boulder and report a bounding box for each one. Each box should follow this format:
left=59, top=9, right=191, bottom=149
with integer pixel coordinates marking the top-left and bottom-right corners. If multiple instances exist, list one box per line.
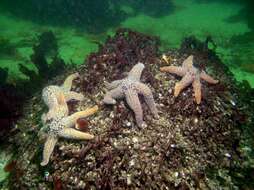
left=2, top=29, right=254, bottom=189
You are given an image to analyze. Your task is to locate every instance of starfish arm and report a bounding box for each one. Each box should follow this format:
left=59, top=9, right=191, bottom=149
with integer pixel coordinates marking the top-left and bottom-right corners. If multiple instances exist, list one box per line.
left=63, top=105, right=98, bottom=127
left=192, top=77, right=202, bottom=104
left=42, top=86, right=66, bottom=108
left=64, top=91, right=84, bottom=102
left=182, top=55, right=194, bottom=68
left=61, top=72, right=79, bottom=91
left=57, top=92, right=66, bottom=105
left=127, top=62, right=145, bottom=81
left=103, top=86, right=124, bottom=104
left=135, top=82, right=159, bottom=118
left=174, top=73, right=193, bottom=97
left=200, top=71, right=219, bottom=84
left=41, top=135, right=58, bottom=166
left=41, top=113, right=47, bottom=124
left=58, top=128, right=94, bottom=140
left=124, top=88, right=144, bottom=127
left=44, top=98, right=69, bottom=121
left=42, top=86, right=59, bottom=109
left=160, top=66, right=187, bottom=76
left=105, top=80, right=123, bottom=90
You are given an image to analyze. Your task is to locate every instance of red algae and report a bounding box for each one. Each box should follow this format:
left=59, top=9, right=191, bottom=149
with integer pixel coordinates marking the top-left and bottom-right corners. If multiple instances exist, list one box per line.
left=53, top=177, right=63, bottom=190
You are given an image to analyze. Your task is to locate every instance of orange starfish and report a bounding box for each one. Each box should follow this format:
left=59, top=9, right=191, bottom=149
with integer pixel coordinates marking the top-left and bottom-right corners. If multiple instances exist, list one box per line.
left=160, top=55, right=219, bottom=104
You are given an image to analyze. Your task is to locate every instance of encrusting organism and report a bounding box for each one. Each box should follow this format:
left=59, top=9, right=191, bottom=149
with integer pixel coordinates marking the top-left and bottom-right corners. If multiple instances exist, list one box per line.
left=103, top=62, right=158, bottom=127
left=40, top=73, right=98, bottom=166
left=160, top=55, right=219, bottom=104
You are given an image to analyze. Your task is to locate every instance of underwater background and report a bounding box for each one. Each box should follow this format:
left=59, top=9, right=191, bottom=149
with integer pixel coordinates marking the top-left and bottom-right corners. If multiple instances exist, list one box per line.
left=0, top=0, right=254, bottom=189
left=0, top=0, right=254, bottom=85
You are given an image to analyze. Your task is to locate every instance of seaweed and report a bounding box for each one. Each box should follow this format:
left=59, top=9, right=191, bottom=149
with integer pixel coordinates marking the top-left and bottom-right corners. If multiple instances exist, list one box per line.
left=0, top=37, right=17, bottom=57
left=30, top=31, right=62, bottom=78
left=36, top=31, right=58, bottom=56
left=180, top=35, right=217, bottom=59
left=0, top=31, right=67, bottom=144
left=20, top=31, right=66, bottom=89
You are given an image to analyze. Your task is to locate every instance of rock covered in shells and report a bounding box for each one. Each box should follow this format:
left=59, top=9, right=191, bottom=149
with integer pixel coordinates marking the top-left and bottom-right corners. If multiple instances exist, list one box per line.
left=4, top=29, right=254, bottom=190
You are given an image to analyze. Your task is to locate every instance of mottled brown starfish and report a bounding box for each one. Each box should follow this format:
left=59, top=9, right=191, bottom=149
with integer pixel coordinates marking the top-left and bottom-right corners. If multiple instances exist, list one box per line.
left=160, top=55, right=219, bottom=104
left=103, top=62, right=158, bottom=127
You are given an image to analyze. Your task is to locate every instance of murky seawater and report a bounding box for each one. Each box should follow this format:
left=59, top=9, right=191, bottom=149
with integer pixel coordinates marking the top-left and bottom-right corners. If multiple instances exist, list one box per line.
left=0, top=0, right=253, bottom=189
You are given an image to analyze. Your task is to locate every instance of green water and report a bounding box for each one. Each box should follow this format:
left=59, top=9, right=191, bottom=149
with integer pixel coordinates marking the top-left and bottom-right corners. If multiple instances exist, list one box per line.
left=0, top=0, right=253, bottom=86
left=0, top=0, right=254, bottom=187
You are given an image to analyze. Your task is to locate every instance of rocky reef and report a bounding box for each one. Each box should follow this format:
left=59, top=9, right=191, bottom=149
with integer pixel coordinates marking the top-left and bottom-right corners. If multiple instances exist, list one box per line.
left=1, top=29, right=254, bottom=189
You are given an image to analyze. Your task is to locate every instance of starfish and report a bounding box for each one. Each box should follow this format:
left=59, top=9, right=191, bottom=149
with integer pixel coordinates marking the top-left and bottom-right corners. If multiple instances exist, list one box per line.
left=160, top=55, right=219, bottom=104
left=40, top=98, right=99, bottom=166
left=42, top=73, right=84, bottom=122
left=103, top=62, right=158, bottom=127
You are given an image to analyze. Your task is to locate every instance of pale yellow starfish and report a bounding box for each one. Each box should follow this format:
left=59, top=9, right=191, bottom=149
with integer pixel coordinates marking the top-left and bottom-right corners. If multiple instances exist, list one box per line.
left=160, top=55, right=219, bottom=104
left=40, top=101, right=98, bottom=166
left=42, top=73, right=84, bottom=122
